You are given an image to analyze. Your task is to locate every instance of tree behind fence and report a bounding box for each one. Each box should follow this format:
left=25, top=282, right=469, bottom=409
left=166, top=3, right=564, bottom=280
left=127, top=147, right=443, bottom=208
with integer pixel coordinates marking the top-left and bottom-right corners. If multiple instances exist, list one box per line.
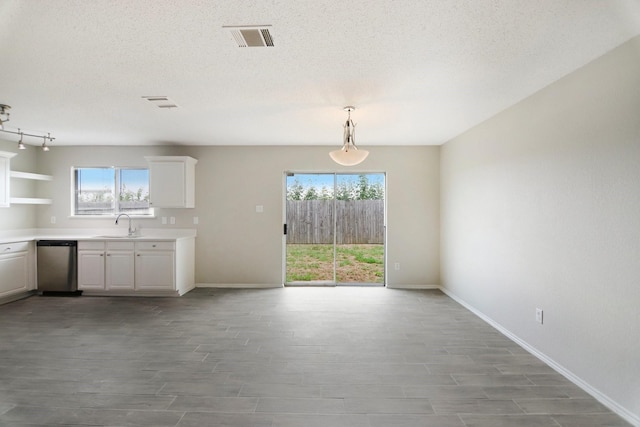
left=286, top=200, right=384, bottom=244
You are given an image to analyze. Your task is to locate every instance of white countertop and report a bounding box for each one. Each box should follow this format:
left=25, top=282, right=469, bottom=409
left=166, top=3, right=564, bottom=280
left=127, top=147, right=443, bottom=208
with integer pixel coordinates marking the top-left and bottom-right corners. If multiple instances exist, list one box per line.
left=0, top=228, right=197, bottom=244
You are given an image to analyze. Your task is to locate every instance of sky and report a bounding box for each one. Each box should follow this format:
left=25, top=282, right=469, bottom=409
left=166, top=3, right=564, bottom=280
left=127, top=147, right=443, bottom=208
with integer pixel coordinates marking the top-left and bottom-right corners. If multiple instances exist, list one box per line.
left=287, top=173, right=384, bottom=190
left=76, top=168, right=149, bottom=191
left=77, top=169, right=381, bottom=193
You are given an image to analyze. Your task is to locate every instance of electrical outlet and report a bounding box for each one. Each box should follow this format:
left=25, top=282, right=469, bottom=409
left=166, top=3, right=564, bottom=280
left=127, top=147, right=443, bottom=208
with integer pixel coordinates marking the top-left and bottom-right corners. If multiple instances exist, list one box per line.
left=256, top=205, right=264, bottom=213
left=161, top=217, right=167, bottom=225
left=394, top=262, right=400, bottom=271
left=536, top=308, right=544, bottom=324
left=50, top=216, right=56, bottom=224
left=193, top=216, right=199, bottom=225
left=170, top=217, right=176, bottom=225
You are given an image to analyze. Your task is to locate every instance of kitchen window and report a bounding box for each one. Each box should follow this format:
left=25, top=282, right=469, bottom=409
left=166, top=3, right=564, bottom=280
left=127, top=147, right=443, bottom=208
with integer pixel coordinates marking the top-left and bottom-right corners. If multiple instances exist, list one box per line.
left=72, top=167, right=152, bottom=216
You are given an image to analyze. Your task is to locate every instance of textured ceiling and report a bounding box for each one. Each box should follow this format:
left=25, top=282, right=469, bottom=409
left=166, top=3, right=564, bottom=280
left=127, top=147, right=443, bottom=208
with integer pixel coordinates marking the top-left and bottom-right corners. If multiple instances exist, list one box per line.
left=1, top=0, right=639, bottom=147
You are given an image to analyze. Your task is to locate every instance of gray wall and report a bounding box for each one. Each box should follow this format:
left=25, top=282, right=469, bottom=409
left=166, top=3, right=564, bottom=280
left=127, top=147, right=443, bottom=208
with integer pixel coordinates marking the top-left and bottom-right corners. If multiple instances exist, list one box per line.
left=441, top=36, right=640, bottom=422
left=24, top=144, right=440, bottom=287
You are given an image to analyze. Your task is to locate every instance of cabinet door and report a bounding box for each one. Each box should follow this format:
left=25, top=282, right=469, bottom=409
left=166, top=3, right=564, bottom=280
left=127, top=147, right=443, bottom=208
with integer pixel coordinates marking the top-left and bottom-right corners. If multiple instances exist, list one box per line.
left=0, top=252, right=28, bottom=297
left=106, top=250, right=135, bottom=290
left=148, top=161, right=185, bottom=208
left=135, top=251, right=175, bottom=290
left=78, top=250, right=105, bottom=290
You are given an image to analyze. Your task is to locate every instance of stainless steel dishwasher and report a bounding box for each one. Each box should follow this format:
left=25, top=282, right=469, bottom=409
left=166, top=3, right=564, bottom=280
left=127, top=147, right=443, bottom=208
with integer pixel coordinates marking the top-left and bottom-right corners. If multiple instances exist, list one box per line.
left=36, top=240, right=79, bottom=294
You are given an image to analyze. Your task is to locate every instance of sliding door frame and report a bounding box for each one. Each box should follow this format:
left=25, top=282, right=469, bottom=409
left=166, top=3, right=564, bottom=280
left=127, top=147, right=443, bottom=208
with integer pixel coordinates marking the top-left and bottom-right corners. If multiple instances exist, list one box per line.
left=283, top=171, right=387, bottom=286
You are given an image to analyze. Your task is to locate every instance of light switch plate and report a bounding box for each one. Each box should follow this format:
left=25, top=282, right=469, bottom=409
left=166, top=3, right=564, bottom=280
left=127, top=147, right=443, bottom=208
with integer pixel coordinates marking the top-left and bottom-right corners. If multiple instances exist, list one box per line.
left=256, top=205, right=264, bottom=213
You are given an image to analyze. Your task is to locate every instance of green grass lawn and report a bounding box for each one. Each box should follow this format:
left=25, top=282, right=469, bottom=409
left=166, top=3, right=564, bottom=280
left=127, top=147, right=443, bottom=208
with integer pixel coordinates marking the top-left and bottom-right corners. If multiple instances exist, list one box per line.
left=286, top=244, right=384, bottom=283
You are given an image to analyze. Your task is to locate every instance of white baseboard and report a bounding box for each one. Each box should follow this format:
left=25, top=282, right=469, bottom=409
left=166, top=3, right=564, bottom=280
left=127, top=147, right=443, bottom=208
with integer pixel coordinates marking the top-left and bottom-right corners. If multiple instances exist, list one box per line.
left=197, top=283, right=442, bottom=290
left=386, top=283, right=440, bottom=289
left=196, top=283, right=284, bottom=289
left=439, top=286, right=640, bottom=427
left=0, top=290, right=36, bottom=306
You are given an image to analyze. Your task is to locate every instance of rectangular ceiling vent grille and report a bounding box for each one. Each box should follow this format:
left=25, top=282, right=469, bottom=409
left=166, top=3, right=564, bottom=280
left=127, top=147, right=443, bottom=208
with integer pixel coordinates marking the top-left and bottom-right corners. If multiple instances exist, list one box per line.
left=225, top=26, right=274, bottom=47
left=142, top=96, right=178, bottom=109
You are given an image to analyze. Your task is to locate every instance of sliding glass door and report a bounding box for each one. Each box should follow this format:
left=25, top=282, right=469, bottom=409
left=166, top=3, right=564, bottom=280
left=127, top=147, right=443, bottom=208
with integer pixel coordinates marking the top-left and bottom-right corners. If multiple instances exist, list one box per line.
left=285, top=172, right=385, bottom=286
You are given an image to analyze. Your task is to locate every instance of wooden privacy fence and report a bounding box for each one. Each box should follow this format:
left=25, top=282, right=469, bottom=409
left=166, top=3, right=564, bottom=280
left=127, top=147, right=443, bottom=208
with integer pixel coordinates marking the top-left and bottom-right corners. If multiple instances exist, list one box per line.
left=286, top=199, right=384, bottom=244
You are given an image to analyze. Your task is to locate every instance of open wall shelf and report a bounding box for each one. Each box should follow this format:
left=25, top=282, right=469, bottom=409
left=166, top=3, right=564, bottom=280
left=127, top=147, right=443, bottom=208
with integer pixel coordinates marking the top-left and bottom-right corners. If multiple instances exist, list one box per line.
left=9, top=197, right=53, bottom=205
left=7, top=168, right=53, bottom=205
left=10, top=171, right=53, bottom=181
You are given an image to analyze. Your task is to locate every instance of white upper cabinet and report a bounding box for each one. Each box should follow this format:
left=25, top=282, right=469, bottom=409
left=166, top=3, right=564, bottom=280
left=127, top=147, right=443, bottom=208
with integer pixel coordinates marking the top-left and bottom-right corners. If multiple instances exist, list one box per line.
left=145, top=156, right=197, bottom=208
left=0, top=151, right=17, bottom=208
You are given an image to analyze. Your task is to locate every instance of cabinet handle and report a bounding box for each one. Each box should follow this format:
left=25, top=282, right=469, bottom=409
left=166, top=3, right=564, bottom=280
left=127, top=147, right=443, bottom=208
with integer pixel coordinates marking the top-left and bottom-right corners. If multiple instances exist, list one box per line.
left=137, top=254, right=140, bottom=256
left=100, top=254, right=104, bottom=257
left=4, top=247, right=10, bottom=251
left=152, top=244, right=156, bottom=247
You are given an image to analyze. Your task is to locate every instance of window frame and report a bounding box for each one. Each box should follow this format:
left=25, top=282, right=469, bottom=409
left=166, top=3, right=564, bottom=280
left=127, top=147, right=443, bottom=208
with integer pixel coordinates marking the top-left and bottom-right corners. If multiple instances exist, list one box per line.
left=70, top=166, right=155, bottom=218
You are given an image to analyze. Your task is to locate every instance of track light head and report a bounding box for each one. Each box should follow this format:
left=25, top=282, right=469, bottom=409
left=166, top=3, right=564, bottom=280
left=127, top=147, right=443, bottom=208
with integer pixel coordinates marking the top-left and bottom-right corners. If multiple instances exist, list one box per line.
left=18, top=131, right=26, bottom=150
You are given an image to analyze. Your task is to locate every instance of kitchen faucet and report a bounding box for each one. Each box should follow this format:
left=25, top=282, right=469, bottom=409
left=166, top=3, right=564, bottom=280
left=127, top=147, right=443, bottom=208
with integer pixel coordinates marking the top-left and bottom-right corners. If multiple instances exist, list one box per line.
left=115, top=213, right=136, bottom=236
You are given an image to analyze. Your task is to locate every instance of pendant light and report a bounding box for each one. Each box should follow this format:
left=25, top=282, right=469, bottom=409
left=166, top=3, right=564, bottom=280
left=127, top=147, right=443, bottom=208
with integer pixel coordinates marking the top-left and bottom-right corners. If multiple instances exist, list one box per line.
left=329, top=106, right=369, bottom=166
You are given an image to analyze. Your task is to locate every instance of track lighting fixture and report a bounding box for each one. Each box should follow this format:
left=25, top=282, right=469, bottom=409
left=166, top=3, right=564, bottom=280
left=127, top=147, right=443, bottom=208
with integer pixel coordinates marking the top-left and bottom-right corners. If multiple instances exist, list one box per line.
left=0, top=103, right=54, bottom=150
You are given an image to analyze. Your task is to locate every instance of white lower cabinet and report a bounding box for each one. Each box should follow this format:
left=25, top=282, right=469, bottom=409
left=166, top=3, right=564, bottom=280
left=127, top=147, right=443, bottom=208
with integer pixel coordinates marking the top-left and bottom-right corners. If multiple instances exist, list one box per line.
left=78, top=247, right=105, bottom=290
left=0, top=241, right=34, bottom=299
left=78, top=241, right=135, bottom=291
left=78, top=239, right=191, bottom=295
left=135, top=241, right=175, bottom=291
left=106, top=246, right=135, bottom=291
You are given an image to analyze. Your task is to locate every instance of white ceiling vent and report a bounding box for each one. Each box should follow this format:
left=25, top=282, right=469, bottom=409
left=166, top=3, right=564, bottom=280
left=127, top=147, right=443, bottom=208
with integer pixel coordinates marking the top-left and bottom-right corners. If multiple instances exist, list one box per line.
left=142, top=96, right=178, bottom=109
left=224, top=26, right=274, bottom=47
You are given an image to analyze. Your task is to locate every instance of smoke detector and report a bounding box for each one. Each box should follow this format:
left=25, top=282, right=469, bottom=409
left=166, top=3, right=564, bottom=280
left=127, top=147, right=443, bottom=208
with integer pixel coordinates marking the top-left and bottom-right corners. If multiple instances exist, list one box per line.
left=224, top=25, right=274, bottom=47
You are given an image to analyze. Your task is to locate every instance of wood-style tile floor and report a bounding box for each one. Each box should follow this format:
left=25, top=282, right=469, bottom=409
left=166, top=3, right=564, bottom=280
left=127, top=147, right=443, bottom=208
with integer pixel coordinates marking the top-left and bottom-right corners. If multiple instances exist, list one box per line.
left=0, top=288, right=631, bottom=426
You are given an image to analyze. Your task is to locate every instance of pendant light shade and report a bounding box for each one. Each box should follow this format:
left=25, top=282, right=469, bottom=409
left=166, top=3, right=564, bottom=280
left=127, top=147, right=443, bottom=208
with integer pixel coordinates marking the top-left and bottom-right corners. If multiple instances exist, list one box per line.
left=329, top=106, right=369, bottom=166
left=329, top=147, right=369, bottom=166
